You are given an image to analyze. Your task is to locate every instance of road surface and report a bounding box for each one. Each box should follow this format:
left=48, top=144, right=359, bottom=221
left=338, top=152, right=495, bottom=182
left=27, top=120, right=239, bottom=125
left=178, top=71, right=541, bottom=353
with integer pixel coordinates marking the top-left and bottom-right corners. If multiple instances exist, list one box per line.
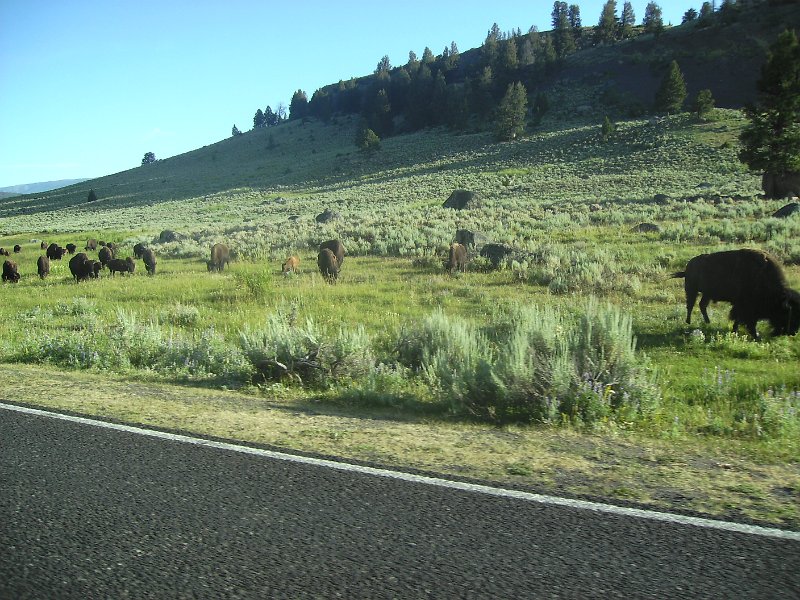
left=1, top=404, right=798, bottom=598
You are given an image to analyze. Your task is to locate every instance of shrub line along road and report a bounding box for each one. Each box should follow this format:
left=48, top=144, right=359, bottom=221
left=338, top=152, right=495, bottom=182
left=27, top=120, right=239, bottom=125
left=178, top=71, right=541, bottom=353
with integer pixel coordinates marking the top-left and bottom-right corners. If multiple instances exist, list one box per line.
left=2, top=403, right=799, bottom=598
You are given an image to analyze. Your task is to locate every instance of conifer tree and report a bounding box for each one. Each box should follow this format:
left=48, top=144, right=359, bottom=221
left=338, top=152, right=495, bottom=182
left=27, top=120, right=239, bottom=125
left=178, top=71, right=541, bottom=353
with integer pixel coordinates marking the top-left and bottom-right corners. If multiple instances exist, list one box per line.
left=619, top=2, right=636, bottom=39
left=740, top=29, right=800, bottom=197
left=694, top=89, right=715, bottom=119
left=654, top=60, right=686, bottom=114
left=495, top=81, right=528, bottom=141
left=289, top=90, right=309, bottom=120
left=595, top=0, right=618, bottom=45
left=643, top=2, right=664, bottom=35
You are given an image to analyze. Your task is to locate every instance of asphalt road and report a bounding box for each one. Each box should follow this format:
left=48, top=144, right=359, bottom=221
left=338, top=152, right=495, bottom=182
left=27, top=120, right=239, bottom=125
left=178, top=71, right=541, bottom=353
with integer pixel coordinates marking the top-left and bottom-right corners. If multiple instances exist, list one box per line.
left=1, top=405, right=798, bottom=599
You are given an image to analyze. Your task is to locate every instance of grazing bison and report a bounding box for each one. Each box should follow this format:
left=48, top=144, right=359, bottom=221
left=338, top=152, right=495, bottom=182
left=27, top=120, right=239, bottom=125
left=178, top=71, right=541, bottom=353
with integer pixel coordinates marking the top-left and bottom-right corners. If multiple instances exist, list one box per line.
left=671, top=249, right=796, bottom=339
left=98, top=246, right=114, bottom=268
left=133, top=243, right=147, bottom=259
left=13, top=244, right=21, bottom=253
left=317, top=248, right=339, bottom=282
left=69, top=252, right=94, bottom=282
left=2, top=259, right=20, bottom=283
left=65, top=243, right=77, bottom=254
left=282, top=255, right=300, bottom=274
left=85, top=239, right=98, bottom=251
left=729, top=288, right=800, bottom=338
left=207, top=243, right=231, bottom=272
left=46, top=243, right=66, bottom=260
left=319, top=239, right=345, bottom=267
left=108, top=257, right=136, bottom=276
left=40, top=241, right=48, bottom=250
left=0, top=248, right=8, bottom=256
left=454, top=229, right=488, bottom=250
left=480, top=243, right=514, bottom=268
left=37, top=255, right=50, bottom=279
left=448, top=242, right=468, bottom=274
left=141, top=248, right=157, bottom=275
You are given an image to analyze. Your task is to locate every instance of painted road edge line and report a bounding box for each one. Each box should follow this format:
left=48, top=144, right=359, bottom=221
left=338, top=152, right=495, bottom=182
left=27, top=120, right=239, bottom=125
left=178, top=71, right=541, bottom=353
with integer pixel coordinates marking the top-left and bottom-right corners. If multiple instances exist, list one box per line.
left=3, top=401, right=799, bottom=542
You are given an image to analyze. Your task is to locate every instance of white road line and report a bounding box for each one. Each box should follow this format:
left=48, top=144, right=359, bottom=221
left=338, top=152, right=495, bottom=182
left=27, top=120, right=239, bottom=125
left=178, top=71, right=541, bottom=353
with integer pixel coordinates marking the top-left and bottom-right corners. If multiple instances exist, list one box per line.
left=3, top=401, right=799, bottom=542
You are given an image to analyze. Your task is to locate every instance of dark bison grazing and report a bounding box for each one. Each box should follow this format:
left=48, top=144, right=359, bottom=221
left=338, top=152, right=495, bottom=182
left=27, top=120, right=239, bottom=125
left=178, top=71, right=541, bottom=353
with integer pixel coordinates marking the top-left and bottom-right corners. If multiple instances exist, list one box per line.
left=141, top=248, right=157, bottom=275
left=46, top=243, right=66, bottom=260
left=2, top=259, right=20, bottom=283
left=207, top=243, right=230, bottom=272
left=480, top=243, right=514, bottom=268
left=37, top=255, right=50, bottom=279
left=671, top=249, right=798, bottom=339
left=98, top=246, right=114, bottom=268
left=317, top=248, right=339, bottom=282
left=0, top=248, right=8, bottom=256
left=319, top=239, right=345, bottom=266
left=133, top=243, right=147, bottom=258
left=65, top=243, right=77, bottom=254
left=13, top=244, right=21, bottom=253
left=282, top=255, right=300, bottom=274
left=85, top=239, right=98, bottom=251
left=69, top=253, right=95, bottom=282
left=455, top=229, right=488, bottom=250
left=448, top=242, right=468, bottom=274
left=108, top=257, right=136, bottom=276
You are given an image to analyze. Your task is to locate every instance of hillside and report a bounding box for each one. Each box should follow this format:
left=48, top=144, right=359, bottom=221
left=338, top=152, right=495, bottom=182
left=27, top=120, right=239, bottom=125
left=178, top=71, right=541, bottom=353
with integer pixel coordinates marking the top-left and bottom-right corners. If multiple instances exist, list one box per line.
left=0, top=178, right=89, bottom=196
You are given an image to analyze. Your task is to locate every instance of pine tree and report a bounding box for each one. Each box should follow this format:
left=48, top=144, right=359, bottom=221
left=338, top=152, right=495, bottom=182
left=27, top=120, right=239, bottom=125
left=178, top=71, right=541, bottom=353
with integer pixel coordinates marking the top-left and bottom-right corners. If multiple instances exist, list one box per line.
left=289, top=90, right=309, bottom=120
left=595, top=1, right=618, bottom=45
left=231, top=124, right=242, bottom=137
left=253, top=108, right=265, bottom=129
left=739, top=30, right=800, bottom=197
left=601, top=115, right=616, bottom=141
left=87, top=189, right=97, bottom=203
left=654, top=60, right=687, bottom=114
left=694, top=89, right=715, bottom=119
left=141, top=152, right=156, bottom=165
left=552, top=1, right=576, bottom=58
left=495, top=81, right=528, bottom=141
left=643, top=2, right=664, bottom=36
left=619, top=2, right=636, bottom=39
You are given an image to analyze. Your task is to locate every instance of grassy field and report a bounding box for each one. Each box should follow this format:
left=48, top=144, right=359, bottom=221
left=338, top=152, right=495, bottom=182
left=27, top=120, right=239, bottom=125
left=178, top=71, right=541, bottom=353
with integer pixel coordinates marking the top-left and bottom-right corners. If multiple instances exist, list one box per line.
left=1, top=109, right=799, bottom=527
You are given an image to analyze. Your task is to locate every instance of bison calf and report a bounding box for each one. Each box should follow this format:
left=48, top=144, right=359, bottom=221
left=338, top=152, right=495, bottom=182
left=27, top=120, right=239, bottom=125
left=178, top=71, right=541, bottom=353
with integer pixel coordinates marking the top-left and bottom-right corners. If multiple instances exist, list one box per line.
left=448, top=242, right=468, bottom=274
left=2, top=259, right=20, bottom=283
left=672, top=249, right=796, bottom=339
left=282, top=255, right=300, bottom=274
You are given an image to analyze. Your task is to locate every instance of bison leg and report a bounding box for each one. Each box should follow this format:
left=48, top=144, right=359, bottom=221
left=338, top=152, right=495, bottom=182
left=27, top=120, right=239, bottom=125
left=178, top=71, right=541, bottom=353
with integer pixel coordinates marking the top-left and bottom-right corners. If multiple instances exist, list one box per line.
left=684, top=289, right=698, bottom=324
left=698, top=295, right=712, bottom=324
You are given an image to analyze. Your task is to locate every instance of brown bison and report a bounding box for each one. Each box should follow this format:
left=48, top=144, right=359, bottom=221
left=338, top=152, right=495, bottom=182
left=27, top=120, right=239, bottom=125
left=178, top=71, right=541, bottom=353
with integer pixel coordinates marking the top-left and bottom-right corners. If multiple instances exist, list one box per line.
left=448, top=242, right=468, bottom=274
left=671, top=249, right=798, bottom=339
left=98, top=246, right=114, bottom=268
left=65, top=243, right=77, bottom=254
left=317, top=248, right=339, bottom=283
left=85, top=239, right=98, bottom=251
left=13, top=244, right=21, bottom=253
left=133, top=243, right=147, bottom=258
left=207, top=243, right=230, bottom=272
left=108, top=257, right=136, bottom=276
left=282, top=255, right=300, bottom=274
left=141, top=248, right=157, bottom=275
left=40, top=241, right=48, bottom=250
left=2, top=259, right=19, bottom=283
left=37, top=255, right=50, bottom=279
left=69, top=252, right=95, bottom=282
left=0, top=248, right=8, bottom=256
left=46, top=243, right=66, bottom=260
left=319, top=239, right=345, bottom=266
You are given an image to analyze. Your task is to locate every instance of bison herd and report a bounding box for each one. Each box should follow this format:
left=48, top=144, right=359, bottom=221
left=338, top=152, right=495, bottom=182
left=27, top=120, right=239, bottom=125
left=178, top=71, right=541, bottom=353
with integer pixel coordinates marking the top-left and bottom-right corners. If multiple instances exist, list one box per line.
left=2, top=233, right=798, bottom=342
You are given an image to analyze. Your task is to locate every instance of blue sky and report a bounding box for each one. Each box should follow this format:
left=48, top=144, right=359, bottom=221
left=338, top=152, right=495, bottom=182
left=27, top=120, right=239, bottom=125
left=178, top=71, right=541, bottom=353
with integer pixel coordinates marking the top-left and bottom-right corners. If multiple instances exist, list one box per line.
left=0, top=1, right=689, bottom=188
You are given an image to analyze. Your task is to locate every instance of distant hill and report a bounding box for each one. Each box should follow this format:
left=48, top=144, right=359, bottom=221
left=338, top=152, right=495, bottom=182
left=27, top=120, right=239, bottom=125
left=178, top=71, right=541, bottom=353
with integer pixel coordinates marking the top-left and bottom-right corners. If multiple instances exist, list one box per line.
left=0, top=179, right=89, bottom=196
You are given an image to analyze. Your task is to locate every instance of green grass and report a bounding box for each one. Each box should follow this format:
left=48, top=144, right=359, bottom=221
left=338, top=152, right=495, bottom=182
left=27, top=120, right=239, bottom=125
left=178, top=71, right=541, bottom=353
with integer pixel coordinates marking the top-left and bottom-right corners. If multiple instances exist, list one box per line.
left=2, top=110, right=800, bottom=524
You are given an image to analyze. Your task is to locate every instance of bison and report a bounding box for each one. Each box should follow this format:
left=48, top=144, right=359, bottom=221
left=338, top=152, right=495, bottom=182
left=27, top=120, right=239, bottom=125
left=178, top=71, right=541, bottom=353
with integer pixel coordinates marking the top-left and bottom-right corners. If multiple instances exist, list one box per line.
left=0, top=248, right=8, bottom=256
left=98, top=246, right=114, bottom=268
left=141, top=248, right=157, bottom=275
left=207, top=243, right=230, bottom=272
left=69, top=252, right=94, bottom=282
left=282, top=255, right=300, bottom=274
left=317, top=248, right=339, bottom=283
left=133, top=243, right=147, bottom=259
left=65, top=243, right=77, bottom=254
left=108, top=257, right=136, bottom=276
left=37, top=255, right=50, bottom=279
left=319, top=239, right=345, bottom=266
left=671, top=249, right=797, bottom=339
left=46, top=243, right=66, bottom=260
left=448, top=242, right=468, bottom=274
left=480, top=243, right=514, bottom=268
left=40, top=241, right=48, bottom=250
left=85, top=239, right=98, bottom=251
left=2, top=259, right=19, bottom=283
left=13, top=244, right=21, bottom=253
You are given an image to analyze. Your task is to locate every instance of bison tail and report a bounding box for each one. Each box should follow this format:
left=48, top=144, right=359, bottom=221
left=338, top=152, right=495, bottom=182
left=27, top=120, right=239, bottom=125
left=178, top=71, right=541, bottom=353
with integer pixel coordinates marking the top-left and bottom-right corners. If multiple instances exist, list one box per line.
left=670, top=271, right=686, bottom=279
